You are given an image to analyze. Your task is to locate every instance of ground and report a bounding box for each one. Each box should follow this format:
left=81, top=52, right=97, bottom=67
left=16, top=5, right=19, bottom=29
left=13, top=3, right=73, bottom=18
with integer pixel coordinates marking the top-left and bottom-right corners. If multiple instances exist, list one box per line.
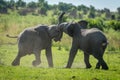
left=0, top=44, right=120, bottom=80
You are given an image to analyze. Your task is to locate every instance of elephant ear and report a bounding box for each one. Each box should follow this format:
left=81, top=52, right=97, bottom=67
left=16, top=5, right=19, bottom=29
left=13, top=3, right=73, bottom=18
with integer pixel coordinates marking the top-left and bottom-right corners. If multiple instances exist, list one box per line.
left=67, top=23, right=74, bottom=37
left=34, top=25, right=49, bottom=37
left=78, top=20, right=88, bottom=29
left=67, top=22, right=80, bottom=37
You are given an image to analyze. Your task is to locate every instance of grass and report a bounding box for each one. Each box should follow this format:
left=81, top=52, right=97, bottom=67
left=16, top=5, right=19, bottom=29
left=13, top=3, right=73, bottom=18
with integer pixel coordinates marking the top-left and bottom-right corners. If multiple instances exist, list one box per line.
left=0, top=44, right=120, bottom=80
left=1, top=65, right=120, bottom=80
left=105, top=29, right=120, bottom=51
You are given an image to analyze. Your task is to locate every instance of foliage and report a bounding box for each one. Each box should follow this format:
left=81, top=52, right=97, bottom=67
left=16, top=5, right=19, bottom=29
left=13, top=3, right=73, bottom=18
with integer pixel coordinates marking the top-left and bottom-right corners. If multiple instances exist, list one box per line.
left=27, top=1, right=37, bottom=9
left=0, top=0, right=120, bottom=20
left=117, top=7, right=120, bottom=14
left=86, top=19, right=120, bottom=31
left=38, top=6, right=47, bottom=15
left=0, top=0, right=8, bottom=13
left=58, top=2, right=75, bottom=12
left=16, top=0, right=26, bottom=8
left=87, top=18, right=104, bottom=31
left=105, top=29, right=120, bottom=51
left=105, top=20, right=120, bottom=30
left=104, top=8, right=111, bottom=20
left=88, top=11, right=95, bottom=18
left=7, top=0, right=16, bottom=10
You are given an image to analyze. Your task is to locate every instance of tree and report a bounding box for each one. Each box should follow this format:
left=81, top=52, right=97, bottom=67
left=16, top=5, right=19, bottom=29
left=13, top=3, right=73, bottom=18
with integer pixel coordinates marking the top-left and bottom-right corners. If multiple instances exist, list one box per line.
left=38, top=0, right=44, bottom=7
left=8, top=0, right=16, bottom=10
left=90, top=5, right=95, bottom=13
left=43, top=1, right=49, bottom=10
left=0, top=0, right=8, bottom=13
left=37, top=0, right=49, bottom=15
left=58, top=2, right=75, bottom=11
left=27, top=1, right=37, bottom=9
left=78, top=13, right=83, bottom=19
left=88, top=11, right=95, bottom=18
left=88, top=5, right=96, bottom=18
left=38, top=6, right=47, bottom=15
left=117, top=7, right=120, bottom=15
left=78, top=5, right=89, bottom=14
left=104, top=8, right=111, bottom=19
left=38, top=0, right=45, bottom=4
left=16, top=0, right=26, bottom=9
left=111, top=15, right=115, bottom=20
left=69, top=8, right=77, bottom=18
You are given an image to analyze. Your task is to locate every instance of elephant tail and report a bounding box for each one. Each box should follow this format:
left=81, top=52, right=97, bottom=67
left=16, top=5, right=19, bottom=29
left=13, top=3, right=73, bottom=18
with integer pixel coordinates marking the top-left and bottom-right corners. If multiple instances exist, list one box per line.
left=6, top=34, right=18, bottom=38
left=102, top=40, right=109, bottom=46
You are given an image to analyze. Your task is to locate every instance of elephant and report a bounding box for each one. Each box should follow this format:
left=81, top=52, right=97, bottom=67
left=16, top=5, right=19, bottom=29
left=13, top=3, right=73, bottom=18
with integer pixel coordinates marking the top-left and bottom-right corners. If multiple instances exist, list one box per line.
left=7, top=12, right=65, bottom=67
left=59, top=19, right=109, bottom=70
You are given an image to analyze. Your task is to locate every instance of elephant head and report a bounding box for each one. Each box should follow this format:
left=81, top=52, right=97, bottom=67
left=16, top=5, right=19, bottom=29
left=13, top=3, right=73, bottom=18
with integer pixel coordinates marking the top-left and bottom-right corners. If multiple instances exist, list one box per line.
left=48, top=25, right=63, bottom=42
left=49, top=12, right=65, bottom=42
left=50, top=12, right=65, bottom=42
left=34, top=25, right=62, bottom=42
left=34, top=12, right=65, bottom=42
left=58, top=20, right=88, bottom=37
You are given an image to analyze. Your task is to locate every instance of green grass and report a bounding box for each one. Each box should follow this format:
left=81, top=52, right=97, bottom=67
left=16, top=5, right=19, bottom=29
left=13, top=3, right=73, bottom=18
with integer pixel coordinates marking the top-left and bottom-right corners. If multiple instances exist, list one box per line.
left=1, top=65, right=120, bottom=80
left=0, top=44, right=120, bottom=80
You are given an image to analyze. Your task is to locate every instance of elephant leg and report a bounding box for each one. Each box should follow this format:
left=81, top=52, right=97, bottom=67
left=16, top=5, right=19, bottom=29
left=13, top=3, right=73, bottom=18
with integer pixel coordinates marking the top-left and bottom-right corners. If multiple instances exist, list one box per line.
left=84, top=53, right=92, bottom=68
left=12, top=51, right=25, bottom=66
left=32, top=50, right=41, bottom=67
left=100, top=46, right=109, bottom=70
left=95, top=61, right=101, bottom=69
left=45, top=47, right=53, bottom=67
left=99, top=58, right=108, bottom=70
left=93, top=53, right=108, bottom=70
left=66, top=45, right=78, bottom=68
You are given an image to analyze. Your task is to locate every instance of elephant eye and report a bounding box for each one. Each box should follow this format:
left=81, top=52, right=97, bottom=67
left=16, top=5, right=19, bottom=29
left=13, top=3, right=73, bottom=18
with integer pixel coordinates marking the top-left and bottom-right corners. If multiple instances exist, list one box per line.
left=56, top=30, right=60, bottom=32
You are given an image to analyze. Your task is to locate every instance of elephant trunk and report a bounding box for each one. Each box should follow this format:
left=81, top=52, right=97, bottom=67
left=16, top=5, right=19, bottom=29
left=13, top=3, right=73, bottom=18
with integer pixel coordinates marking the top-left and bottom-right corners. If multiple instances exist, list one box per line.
left=54, top=12, right=65, bottom=41
left=58, top=12, right=65, bottom=25
left=59, top=21, right=74, bottom=34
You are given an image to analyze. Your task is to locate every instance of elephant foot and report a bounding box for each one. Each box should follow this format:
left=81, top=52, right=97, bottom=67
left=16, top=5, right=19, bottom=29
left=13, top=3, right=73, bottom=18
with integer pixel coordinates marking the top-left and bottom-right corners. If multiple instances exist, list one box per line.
left=48, top=64, right=53, bottom=68
left=32, top=60, right=41, bottom=67
left=95, top=62, right=101, bottom=69
left=95, top=67, right=100, bottom=69
left=95, top=65, right=100, bottom=69
left=11, top=60, right=20, bottom=66
left=102, top=65, right=109, bottom=70
left=65, top=67, right=70, bottom=68
left=86, top=65, right=92, bottom=69
left=101, top=62, right=109, bottom=70
left=65, top=66, right=71, bottom=68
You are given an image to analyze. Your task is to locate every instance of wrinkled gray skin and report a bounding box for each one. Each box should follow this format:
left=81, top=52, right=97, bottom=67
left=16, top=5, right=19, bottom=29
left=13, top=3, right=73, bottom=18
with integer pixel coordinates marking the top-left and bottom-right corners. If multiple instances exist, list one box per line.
left=10, top=24, right=62, bottom=67
left=59, top=20, right=109, bottom=70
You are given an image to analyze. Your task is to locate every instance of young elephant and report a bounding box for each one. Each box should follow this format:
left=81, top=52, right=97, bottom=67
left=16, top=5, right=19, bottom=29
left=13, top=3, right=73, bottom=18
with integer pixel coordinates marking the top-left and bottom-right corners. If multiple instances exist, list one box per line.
left=7, top=12, right=65, bottom=67
left=59, top=20, right=109, bottom=70
left=7, top=25, right=62, bottom=67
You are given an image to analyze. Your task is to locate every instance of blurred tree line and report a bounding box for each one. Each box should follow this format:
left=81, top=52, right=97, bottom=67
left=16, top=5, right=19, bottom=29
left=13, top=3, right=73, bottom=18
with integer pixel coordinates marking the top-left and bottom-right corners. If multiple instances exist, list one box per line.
left=0, top=0, right=120, bottom=18
left=0, top=0, right=120, bottom=30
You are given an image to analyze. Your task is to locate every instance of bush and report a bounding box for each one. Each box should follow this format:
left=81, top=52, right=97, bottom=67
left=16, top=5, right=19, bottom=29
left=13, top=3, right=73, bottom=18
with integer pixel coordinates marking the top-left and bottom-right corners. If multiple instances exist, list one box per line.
left=87, top=19, right=104, bottom=31
left=105, top=20, right=120, bottom=30
left=49, top=16, right=58, bottom=24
